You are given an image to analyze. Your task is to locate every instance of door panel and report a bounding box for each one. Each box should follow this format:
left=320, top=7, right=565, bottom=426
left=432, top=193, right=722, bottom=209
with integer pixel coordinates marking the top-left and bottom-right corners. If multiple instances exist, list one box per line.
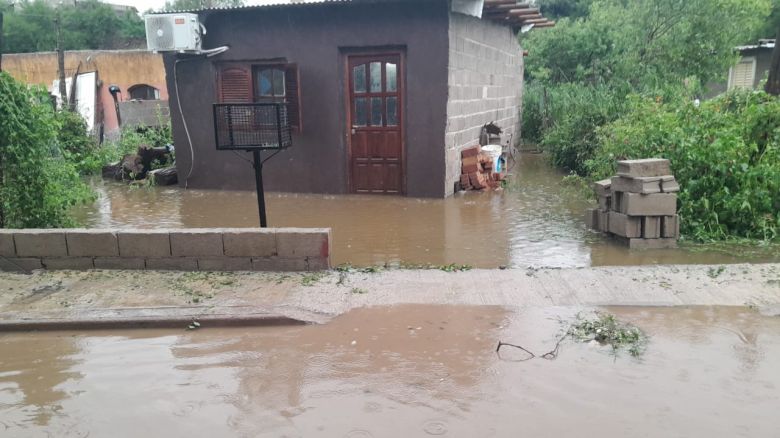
left=348, top=54, right=403, bottom=194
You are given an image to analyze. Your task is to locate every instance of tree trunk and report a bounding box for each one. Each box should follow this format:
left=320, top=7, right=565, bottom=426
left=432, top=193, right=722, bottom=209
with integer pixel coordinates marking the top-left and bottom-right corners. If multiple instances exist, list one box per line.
left=765, top=28, right=780, bottom=96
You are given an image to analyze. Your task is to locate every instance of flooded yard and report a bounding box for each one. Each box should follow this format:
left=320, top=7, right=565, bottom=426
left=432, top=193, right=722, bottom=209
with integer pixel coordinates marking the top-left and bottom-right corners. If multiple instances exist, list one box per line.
left=1, top=305, right=779, bottom=437
left=72, top=153, right=779, bottom=268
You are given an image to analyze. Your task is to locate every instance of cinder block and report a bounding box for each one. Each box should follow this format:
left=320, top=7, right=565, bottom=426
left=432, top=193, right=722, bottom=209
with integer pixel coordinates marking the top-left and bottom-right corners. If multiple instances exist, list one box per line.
left=617, top=158, right=671, bottom=177
left=608, top=211, right=642, bottom=238
left=222, top=229, right=276, bottom=257
left=118, top=230, right=171, bottom=257
left=276, top=229, right=330, bottom=258
left=66, top=230, right=118, bottom=256
left=661, top=178, right=680, bottom=193
left=642, top=216, right=662, bottom=239
left=170, top=230, right=224, bottom=256
left=0, top=257, right=43, bottom=272
left=0, top=230, right=15, bottom=257
left=42, top=257, right=94, bottom=270
left=14, top=230, right=67, bottom=257
left=251, top=257, right=308, bottom=272
left=585, top=208, right=598, bottom=229
left=197, top=257, right=252, bottom=271
left=598, top=210, right=610, bottom=232
left=610, top=176, right=662, bottom=194
left=619, top=193, right=677, bottom=216
left=307, top=256, right=331, bottom=271
left=146, top=257, right=199, bottom=271
left=93, top=257, right=146, bottom=270
left=598, top=195, right=611, bottom=211
left=592, top=179, right=612, bottom=197
left=661, top=215, right=680, bottom=238
left=619, top=237, right=678, bottom=250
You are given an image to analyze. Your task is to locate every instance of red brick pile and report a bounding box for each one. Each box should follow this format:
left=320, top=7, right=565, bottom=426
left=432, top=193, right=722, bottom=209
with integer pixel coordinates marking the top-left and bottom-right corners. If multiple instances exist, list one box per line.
left=458, top=145, right=506, bottom=191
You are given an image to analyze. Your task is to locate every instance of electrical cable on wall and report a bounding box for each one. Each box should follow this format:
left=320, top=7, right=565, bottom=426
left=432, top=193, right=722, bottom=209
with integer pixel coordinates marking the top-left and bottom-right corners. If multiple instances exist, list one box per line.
left=173, top=46, right=229, bottom=188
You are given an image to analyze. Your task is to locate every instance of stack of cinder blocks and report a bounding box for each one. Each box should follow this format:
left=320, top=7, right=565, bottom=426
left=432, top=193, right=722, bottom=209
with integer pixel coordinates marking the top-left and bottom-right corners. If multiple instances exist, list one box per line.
left=458, top=145, right=506, bottom=191
left=586, top=159, right=680, bottom=249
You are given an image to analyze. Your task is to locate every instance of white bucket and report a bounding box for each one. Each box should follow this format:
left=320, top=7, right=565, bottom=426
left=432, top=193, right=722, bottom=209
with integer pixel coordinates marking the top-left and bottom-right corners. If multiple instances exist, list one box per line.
left=481, top=145, right=502, bottom=172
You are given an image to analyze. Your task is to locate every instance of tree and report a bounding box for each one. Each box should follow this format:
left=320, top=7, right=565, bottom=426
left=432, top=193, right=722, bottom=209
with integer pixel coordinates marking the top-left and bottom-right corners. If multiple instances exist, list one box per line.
left=0, top=0, right=146, bottom=54
left=163, top=0, right=243, bottom=11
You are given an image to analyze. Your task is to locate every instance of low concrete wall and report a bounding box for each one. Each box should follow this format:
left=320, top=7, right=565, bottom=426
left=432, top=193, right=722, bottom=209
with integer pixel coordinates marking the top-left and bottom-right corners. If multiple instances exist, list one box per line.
left=0, top=228, right=330, bottom=272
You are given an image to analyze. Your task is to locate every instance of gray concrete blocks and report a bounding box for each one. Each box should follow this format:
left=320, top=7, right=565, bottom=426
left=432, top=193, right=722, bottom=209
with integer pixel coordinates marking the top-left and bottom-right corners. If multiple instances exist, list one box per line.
left=617, top=159, right=671, bottom=177
left=0, top=230, right=15, bottom=257
left=0, top=257, right=43, bottom=272
left=642, top=216, right=661, bottom=239
left=146, top=257, right=199, bottom=271
left=593, top=179, right=612, bottom=197
left=611, top=176, right=662, bottom=194
left=94, top=257, right=146, bottom=270
left=170, top=230, right=224, bottom=257
left=223, top=229, right=276, bottom=257
left=588, top=159, right=680, bottom=248
left=0, top=228, right=331, bottom=272
left=608, top=212, right=642, bottom=238
left=197, top=257, right=252, bottom=272
left=14, top=230, right=67, bottom=257
left=66, top=230, right=118, bottom=256
left=117, top=230, right=171, bottom=257
left=276, top=228, right=329, bottom=258
left=252, top=257, right=308, bottom=272
left=618, top=193, right=677, bottom=216
left=42, top=257, right=95, bottom=270
left=662, top=215, right=680, bottom=239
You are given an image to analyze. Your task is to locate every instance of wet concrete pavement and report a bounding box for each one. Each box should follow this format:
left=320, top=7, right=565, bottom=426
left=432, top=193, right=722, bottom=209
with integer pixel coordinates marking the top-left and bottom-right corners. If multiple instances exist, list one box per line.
left=71, top=153, right=780, bottom=269
left=1, top=263, right=779, bottom=329
left=1, top=304, right=779, bottom=437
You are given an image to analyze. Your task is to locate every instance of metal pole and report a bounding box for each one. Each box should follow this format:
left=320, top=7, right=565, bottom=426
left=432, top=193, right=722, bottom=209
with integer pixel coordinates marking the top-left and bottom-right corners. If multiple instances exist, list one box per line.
left=253, top=150, right=268, bottom=228
left=55, top=13, right=67, bottom=109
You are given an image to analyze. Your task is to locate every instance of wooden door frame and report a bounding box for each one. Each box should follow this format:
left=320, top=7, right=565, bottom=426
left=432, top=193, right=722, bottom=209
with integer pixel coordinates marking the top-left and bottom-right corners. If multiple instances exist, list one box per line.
left=342, top=49, right=406, bottom=195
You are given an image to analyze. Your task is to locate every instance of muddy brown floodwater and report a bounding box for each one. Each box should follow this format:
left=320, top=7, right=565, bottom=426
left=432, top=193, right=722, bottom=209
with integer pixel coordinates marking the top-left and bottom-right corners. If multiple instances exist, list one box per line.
left=72, top=153, right=780, bottom=268
left=1, top=305, right=779, bottom=437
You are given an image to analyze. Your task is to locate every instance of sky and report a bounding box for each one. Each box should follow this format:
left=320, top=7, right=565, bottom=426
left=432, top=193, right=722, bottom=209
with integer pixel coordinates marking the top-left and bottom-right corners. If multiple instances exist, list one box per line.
left=106, top=0, right=286, bottom=14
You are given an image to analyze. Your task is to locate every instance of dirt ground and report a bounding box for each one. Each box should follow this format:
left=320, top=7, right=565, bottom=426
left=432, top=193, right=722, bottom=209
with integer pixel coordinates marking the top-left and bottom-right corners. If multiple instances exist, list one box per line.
left=1, top=263, right=779, bottom=325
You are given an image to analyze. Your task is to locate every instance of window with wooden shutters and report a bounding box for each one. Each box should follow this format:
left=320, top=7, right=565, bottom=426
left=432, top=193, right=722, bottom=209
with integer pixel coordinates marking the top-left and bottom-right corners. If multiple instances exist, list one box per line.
left=728, top=57, right=756, bottom=90
left=217, top=63, right=302, bottom=131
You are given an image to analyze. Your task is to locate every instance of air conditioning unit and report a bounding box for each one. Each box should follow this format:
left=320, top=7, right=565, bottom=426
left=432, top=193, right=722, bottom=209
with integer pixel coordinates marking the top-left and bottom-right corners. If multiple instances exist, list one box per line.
left=145, top=13, right=202, bottom=52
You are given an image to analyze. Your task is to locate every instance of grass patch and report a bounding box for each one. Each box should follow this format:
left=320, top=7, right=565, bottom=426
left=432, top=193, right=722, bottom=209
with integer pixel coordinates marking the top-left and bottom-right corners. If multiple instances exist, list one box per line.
left=300, top=272, right=326, bottom=287
left=568, top=313, right=646, bottom=357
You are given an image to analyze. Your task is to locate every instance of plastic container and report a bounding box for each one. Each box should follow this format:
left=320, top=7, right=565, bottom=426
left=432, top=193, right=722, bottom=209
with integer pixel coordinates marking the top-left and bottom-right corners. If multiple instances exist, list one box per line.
left=481, top=145, right=502, bottom=173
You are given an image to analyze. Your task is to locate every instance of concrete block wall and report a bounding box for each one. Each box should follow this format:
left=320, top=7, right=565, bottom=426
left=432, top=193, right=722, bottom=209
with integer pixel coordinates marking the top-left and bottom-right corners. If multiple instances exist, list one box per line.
left=0, top=228, right=331, bottom=272
left=444, top=12, right=524, bottom=195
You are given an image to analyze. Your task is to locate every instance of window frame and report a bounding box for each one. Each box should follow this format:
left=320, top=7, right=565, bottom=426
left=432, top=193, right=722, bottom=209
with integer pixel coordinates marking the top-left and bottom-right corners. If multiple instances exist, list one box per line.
left=728, top=56, right=757, bottom=90
left=127, top=84, right=160, bottom=100
left=216, top=61, right=302, bottom=132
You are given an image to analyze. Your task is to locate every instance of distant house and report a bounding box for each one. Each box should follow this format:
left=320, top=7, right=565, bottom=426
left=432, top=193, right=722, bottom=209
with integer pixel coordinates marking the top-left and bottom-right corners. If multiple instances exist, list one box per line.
left=2, top=50, right=168, bottom=139
left=707, top=39, right=775, bottom=97
left=155, top=0, right=552, bottom=197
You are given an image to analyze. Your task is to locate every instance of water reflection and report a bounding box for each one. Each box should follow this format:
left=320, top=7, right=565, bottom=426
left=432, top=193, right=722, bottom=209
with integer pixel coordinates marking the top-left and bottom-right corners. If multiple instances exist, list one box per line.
left=71, top=154, right=780, bottom=268
left=1, top=306, right=779, bottom=437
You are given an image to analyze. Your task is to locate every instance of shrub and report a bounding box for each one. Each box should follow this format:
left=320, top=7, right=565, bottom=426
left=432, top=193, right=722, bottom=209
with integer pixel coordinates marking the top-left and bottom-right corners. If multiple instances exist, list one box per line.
left=0, top=73, right=93, bottom=228
left=592, top=90, right=780, bottom=241
left=539, top=83, right=627, bottom=174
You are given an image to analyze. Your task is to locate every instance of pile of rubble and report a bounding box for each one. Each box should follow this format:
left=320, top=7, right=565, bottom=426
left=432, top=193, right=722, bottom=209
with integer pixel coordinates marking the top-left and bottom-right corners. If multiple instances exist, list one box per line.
left=587, top=158, right=680, bottom=249
left=458, top=145, right=507, bottom=191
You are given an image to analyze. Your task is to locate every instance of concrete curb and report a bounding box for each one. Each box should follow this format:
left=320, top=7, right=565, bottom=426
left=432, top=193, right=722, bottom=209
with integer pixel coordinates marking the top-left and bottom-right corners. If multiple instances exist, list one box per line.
left=0, top=307, right=309, bottom=332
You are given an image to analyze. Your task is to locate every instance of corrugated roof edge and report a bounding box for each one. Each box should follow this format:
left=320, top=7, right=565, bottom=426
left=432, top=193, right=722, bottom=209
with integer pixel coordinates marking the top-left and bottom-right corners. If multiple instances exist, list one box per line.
left=148, top=0, right=436, bottom=15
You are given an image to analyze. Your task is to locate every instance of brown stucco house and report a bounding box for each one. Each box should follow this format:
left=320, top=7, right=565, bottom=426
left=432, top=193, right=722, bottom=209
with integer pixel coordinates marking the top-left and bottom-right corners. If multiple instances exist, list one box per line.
left=157, top=0, right=551, bottom=197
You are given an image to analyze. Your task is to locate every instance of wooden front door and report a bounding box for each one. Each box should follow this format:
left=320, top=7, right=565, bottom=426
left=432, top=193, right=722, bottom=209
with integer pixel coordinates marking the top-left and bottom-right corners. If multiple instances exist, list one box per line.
left=347, top=54, right=404, bottom=194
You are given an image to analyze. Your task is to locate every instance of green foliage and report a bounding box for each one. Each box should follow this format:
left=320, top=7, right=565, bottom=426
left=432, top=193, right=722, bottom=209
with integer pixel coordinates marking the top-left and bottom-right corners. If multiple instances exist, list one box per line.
left=592, top=90, right=780, bottom=241
left=54, top=110, right=102, bottom=174
left=1, top=0, right=146, bottom=54
left=0, top=72, right=92, bottom=228
left=538, top=83, right=628, bottom=173
left=569, top=313, right=646, bottom=357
